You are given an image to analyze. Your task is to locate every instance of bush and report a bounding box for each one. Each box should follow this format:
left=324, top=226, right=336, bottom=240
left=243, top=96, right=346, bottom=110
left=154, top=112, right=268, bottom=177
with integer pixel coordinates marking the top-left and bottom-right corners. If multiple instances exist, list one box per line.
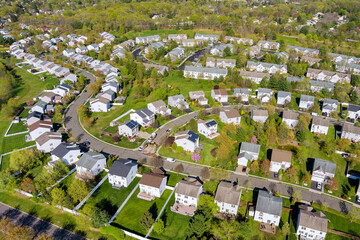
left=172, top=142, right=177, bottom=150
left=176, top=146, right=183, bottom=153
left=100, top=226, right=125, bottom=240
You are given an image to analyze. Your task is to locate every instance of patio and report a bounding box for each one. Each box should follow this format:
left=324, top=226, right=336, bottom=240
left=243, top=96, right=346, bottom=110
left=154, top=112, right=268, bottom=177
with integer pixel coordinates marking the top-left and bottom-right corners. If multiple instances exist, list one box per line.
left=171, top=202, right=196, bottom=216
left=259, top=222, right=277, bottom=234
left=137, top=191, right=155, bottom=201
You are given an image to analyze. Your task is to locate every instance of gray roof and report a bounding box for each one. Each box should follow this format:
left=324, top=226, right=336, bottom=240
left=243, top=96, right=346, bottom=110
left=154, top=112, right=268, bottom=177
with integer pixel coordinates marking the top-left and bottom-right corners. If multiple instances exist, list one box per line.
left=184, top=65, right=228, bottom=75
left=27, top=111, right=42, bottom=120
left=34, top=101, right=47, bottom=108
left=286, top=76, right=304, bottom=82
left=169, top=94, right=185, bottom=102
left=298, top=207, right=328, bottom=232
left=239, top=70, right=270, bottom=79
left=312, top=116, right=329, bottom=127
left=323, top=98, right=338, bottom=105
left=240, top=142, right=261, bottom=154
left=51, top=143, right=80, bottom=159
left=288, top=45, right=319, bottom=53
left=342, top=123, right=360, bottom=135
left=312, top=158, right=336, bottom=175
left=134, top=108, right=154, bottom=119
left=348, top=104, right=360, bottom=112
left=176, top=177, right=202, bottom=197
left=238, top=151, right=253, bottom=160
left=234, top=88, right=249, bottom=95
left=300, top=95, right=315, bottom=102
left=213, top=43, right=233, bottom=52
left=149, top=42, right=165, bottom=49
left=282, top=110, right=299, bottom=120
left=214, top=181, right=242, bottom=205
left=109, top=159, right=137, bottom=177
left=246, top=61, right=287, bottom=69
left=258, top=88, right=272, bottom=94
left=278, top=91, right=291, bottom=98
left=310, top=80, right=334, bottom=89
left=256, top=190, right=282, bottom=216
left=77, top=152, right=106, bottom=170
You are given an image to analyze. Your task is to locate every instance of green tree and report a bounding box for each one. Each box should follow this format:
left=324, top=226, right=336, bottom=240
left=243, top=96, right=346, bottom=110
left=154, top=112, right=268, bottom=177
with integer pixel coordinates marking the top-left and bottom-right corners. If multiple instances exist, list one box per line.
left=278, top=122, right=290, bottom=143
left=67, top=179, right=90, bottom=204
left=153, top=219, right=165, bottom=234
left=9, top=149, right=40, bottom=172
left=187, top=205, right=212, bottom=238
left=139, top=210, right=154, bottom=230
left=51, top=188, right=67, bottom=207
left=280, top=222, right=290, bottom=238
left=211, top=220, right=243, bottom=240
left=92, top=207, right=111, bottom=228
left=223, top=46, right=231, bottom=57
left=291, top=190, right=302, bottom=205
left=88, top=82, right=100, bottom=95
left=198, top=195, right=219, bottom=215
left=189, top=118, right=197, bottom=132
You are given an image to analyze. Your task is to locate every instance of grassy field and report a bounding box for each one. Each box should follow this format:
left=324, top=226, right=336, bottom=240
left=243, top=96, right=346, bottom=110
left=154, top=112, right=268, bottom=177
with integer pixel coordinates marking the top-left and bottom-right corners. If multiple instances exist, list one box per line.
left=113, top=188, right=172, bottom=236
left=7, top=121, right=28, bottom=134
left=81, top=177, right=140, bottom=216
left=0, top=133, right=35, bottom=154
left=167, top=172, right=185, bottom=187
left=0, top=155, right=10, bottom=171
left=18, top=108, right=30, bottom=118
left=100, top=135, right=145, bottom=149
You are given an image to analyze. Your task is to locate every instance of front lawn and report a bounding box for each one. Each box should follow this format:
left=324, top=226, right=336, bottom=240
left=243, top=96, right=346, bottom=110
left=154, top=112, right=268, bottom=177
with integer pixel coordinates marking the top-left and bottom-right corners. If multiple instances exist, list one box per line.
left=113, top=188, right=172, bottom=236
left=100, top=135, right=145, bottom=149
left=7, top=121, right=28, bottom=135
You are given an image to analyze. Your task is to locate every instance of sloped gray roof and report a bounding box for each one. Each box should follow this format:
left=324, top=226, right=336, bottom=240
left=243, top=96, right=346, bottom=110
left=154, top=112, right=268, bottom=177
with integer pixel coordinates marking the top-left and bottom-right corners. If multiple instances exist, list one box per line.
left=240, top=142, right=261, bottom=154
left=214, top=181, right=242, bottom=205
left=256, top=190, right=282, bottom=216
left=258, top=88, right=272, bottom=94
left=238, top=151, right=253, bottom=160
left=312, top=116, right=329, bottom=127
left=234, top=88, right=250, bottom=95
left=286, top=76, right=304, bottom=82
left=176, top=177, right=202, bottom=197
left=134, top=108, right=154, bottom=119
left=348, top=104, right=360, bottom=112
left=247, top=61, right=287, bottom=69
left=342, top=123, right=360, bottom=135
left=283, top=110, right=299, bottom=120
left=109, top=159, right=137, bottom=177
left=278, top=91, right=291, bottom=98
left=312, top=158, right=336, bottom=175
left=51, top=143, right=80, bottom=159
left=310, top=80, right=334, bottom=89
left=34, top=101, right=47, bottom=108
left=184, top=66, right=228, bottom=75
left=77, top=152, right=106, bottom=170
left=300, top=95, right=315, bottom=102
left=298, top=207, right=328, bottom=232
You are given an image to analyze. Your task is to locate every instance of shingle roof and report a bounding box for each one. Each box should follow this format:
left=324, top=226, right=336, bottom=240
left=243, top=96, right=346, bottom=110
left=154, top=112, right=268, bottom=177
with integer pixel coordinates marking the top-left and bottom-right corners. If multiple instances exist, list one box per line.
left=348, top=104, right=360, bottom=112
left=27, top=111, right=42, bottom=120
left=134, top=108, right=154, bottom=119
left=278, top=91, right=291, bottom=98
left=77, top=152, right=106, bottom=170
left=28, top=120, right=53, bottom=132
left=51, top=142, right=80, bottom=158
left=221, top=109, right=241, bottom=119
left=256, top=190, right=282, bottom=216
left=35, top=132, right=62, bottom=146
left=150, top=100, right=166, bottom=108
left=240, top=142, right=261, bottom=154
left=184, top=66, right=228, bottom=75
left=307, top=68, right=350, bottom=78
left=312, top=116, right=329, bottom=127
left=34, top=101, right=47, bottom=108
left=310, top=80, right=334, bottom=89
left=312, top=158, right=336, bottom=175
left=176, top=177, right=202, bottom=197
left=234, top=88, right=249, bottom=95
left=109, top=159, right=137, bottom=177
left=300, top=95, right=315, bottom=102
left=252, top=109, right=268, bottom=117
left=342, top=123, right=360, bottom=135
left=239, top=70, right=270, bottom=79
left=282, top=110, right=299, bottom=120
left=298, top=206, right=328, bottom=232
left=214, top=181, right=242, bottom=205
left=286, top=76, right=304, bottom=82
left=247, top=61, right=287, bottom=70
left=271, top=149, right=292, bottom=163
left=139, top=169, right=166, bottom=188
left=258, top=88, right=273, bottom=94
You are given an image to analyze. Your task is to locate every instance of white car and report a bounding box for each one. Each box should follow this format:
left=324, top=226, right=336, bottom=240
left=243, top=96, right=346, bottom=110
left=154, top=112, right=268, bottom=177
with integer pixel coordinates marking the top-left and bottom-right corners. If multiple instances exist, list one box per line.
left=316, top=182, right=322, bottom=190
left=138, top=146, right=144, bottom=151
left=167, top=158, right=176, bottom=163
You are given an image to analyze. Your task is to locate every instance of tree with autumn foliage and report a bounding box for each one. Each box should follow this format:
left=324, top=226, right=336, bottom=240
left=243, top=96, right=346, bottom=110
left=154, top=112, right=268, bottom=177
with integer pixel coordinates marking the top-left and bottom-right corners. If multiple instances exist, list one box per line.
left=260, top=159, right=270, bottom=176
left=285, top=166, right=298, bottom=183
left=250, top=161, right=259, bottom=173
left=325, top=178, right=338, bottom=192
left=20, top=178, right=35, bottom=194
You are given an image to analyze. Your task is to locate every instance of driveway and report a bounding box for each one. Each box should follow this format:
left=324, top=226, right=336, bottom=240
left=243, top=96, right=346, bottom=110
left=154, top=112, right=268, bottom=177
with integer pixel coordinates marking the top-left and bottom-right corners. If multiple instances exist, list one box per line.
left=0, top=203, right=85, bottom=240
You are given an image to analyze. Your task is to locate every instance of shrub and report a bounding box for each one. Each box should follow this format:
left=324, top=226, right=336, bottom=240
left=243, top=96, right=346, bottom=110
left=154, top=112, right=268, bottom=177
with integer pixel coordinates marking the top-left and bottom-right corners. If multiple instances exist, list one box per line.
left=100, top=226, right=125, bottom=240
left=176, top=146, right=183, bottom=153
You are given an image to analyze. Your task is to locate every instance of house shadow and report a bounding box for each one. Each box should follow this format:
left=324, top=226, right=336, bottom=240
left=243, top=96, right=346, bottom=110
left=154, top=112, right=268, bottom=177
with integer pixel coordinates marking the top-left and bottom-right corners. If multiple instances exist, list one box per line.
left=266, top=149, right=272, bottom=161
left=149, top=203, right=158, bottom=220
left=306, top=158, right=315, bottom=172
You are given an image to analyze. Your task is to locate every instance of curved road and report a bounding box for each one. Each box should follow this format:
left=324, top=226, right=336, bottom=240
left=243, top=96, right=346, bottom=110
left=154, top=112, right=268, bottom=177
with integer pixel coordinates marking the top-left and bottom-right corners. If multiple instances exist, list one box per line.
left=65, top=70, right=357, bottom=215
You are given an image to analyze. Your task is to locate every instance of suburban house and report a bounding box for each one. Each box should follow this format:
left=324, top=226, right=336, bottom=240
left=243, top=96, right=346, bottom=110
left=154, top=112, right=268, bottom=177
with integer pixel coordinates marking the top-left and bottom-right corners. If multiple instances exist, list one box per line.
left=130, top=108, right=155, bottom=128
left=296, top=205, right=328, bottom=240
left=220, top=109, right=241, bottom=125
left=61, top=72, right=77, bottom=84
left=211, top=89, right=228, bottom=103
left=138, top=168, right=167, bottom=200
left=147, top=100, right=171, bottom=116
left=214, top=181, right=242, bottom=215
left=143, top=63, right=169, bottom=75
left=174, top=130, right=200, bottom=152
left=299, top=95, right=315, bottom=111
left=145, top=42, right=165, bottom=54
left=311, top=158, right=336, bottom=188
left=119, top=39, right=135, bottom=49
left=337, top=63, right=360, bottom=74
left=253, top=190, right=282, bottom=226
left=27, top=111, right=43, bottom=126
left=246, top=61, right=287, bottom=74
left=76, top=46, right=88, bottom=54
left=102, top=82, right=119, bottom=93
left=329, top=53, right=360, bottom=65
left=234, top=88, right=250, bottom=103
left=168, top=34, right=187, bottom=43
left=168, top=94, right=190, bottom=109
left=277, top=91, right=291, bottom=107
left=63, top=49, right=75, bottom=57
left=110, top=46, right=126, bottom=60
left=311, top=116, right=330, bottom=135
left=172, top=177, right=203, bottom=216
left=341, top=123, right=360, bottom=142
left=197, top=119, right=219, bottom=139
left=282, top=110, right=299, bottom=128
left=165, top=47, right=185, bottom=61
left=35, top=132, right=62, bottom=153
left=118, top=120, right=139, bottom=138
left=52, top=84, right=72, bottom=97
left=97, top=89, right=116, bottom=101
left=257, top=88, right=274, bottom=104
left=87, top=43, right=100, bottom=52
left=287, top=45, right=319, bottom=57
left=50, top=142, right=81, bottom=166
left=310, top=80, right=335, bottom=92
left=135, top=35, right=161, bottom=44
left=89, top=97, right=111, bottom=112
left=31, top=101, right=47, bottom=114
left=206, top=57, right=236, bottom=68
left=224, top=36, right=253, bottom=45
left=28, top=120, right=53, bottom=140
left=189, top=91, right=208, bottom=105
left=76, top=152, right=107, bottom=179
left=301, top=56, right=322, bottom=65
left=257, top=40, right=280, bottom=50
left=306, top=68, right=351, bottom=83
left=286, top=76, right=304, bottom=83
left=322, top=98, right=338, bottom=117
left=348, top=104, right=360, bottom=121
left=239, top=70, right=270, bottom=84
left=238, top=142, right=261, bottom=166
left=269, top=149, right=292, bottom=173
left=251, top=109, right=268, bottom=124
left=181, top=39, right=202, bottom=47
left=184, top=66, right=228, bottom=80
left=194, top=33, right=219, bottom=42
left=108, top=159, right=137, bottom=188
left=210, top=44, right=234, bottom=56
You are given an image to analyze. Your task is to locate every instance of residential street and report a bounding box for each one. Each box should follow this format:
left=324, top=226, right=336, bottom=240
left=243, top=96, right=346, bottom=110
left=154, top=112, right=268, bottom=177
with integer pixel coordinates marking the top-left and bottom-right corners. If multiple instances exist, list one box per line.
left=0, top=203, right=85, bottom=240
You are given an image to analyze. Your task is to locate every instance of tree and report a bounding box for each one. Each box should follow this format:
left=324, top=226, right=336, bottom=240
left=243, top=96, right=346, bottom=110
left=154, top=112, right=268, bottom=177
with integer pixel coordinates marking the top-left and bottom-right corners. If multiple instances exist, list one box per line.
left=321, top=202, right=329, bottom=212
left=250, top=161, right=259, bottom=173
left=187, top=205, right=212, bottom=238
left=88, top=82, right=100, bottom=95
left=51, top=188, right=67, bottom=208
left=153, top=219, right=165, bottom=234
left=211, top=220, right=243, bottom=240
left=198, top=195, right=219, bottom=215
left=92, top=207, right=111, bottom=228
left=10, top=149, right=40, bottom=172
left=176, top=146, right=183, bottom=153
left=337, top=138, right=350, bottom=152
left=67, top=179, right=90, bottom=204
left=260, top=159, right=270, bottom=176
left=223, top=46, right=231, bottom=57
left=21, top=178, right=35, bottom=193
left=173, top=163, right=184, bottom=173
left=286, top=166, right=298, bottom=183
left=280, top=222, right=290, bottom=238
left=278, top=122, right=290, bottom=143
left=77, top=104, right=89, bottom=118
left=139, top=210, right=154, bottom=230
left=325, top=178, right=338, bottom=192
left=265, top=126, right=277, bottom=145
left=291, top=190, right=302, bottom=205
left=189, top=118, right=197, bottom=132
left=349, top=207, right=360, bottom=222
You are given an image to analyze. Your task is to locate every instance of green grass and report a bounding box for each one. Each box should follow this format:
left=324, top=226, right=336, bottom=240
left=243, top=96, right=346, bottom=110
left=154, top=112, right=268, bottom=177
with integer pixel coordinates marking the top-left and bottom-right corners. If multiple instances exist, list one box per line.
left=277, top=35, right=300, bottom=46
left=104, top=125, right=119, bottom=133
left=19, top=108, right=30, bottom=118
left=167, top=172, right=185, bottom=187
left=113, top=189, right=172, bottom=235
left=7, top=121, right=28, bottom=134
left=1, top=133, right=35, bottom=154
left=100, top=135, right=145, bottom=149
left=325, top=232, right=351, bottom=239
left=150, top=194, right=191, bottom=240
left=81, top=177, right=140, bottom=215
left=0, top=155, right=10, bottom=171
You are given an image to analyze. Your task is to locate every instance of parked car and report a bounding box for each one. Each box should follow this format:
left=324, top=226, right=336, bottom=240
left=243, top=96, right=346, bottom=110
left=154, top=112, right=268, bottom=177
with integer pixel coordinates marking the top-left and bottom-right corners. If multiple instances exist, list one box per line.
left=138, top=146, right=144, bottom=151
left=167, top=158, right=176, bottom=162
left=317, top=182, right=322, bottom=190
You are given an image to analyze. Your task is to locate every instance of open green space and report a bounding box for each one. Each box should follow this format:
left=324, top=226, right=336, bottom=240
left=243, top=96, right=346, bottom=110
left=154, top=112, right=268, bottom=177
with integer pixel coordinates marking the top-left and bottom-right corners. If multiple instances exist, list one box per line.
left=19, top=108, right=30, bottom=118
left=113, top=188, right=172, bottom=235
left=81, top=177, right=140, bottom=215
left=0, top=133, right=35, bottom=155
left=0, top=155, right=10, bottom=171
left=167, top=172, right=185, bottom=187
left=7, top=121, right=28, bottom=134
left=100, top=134, right=145, bottom=149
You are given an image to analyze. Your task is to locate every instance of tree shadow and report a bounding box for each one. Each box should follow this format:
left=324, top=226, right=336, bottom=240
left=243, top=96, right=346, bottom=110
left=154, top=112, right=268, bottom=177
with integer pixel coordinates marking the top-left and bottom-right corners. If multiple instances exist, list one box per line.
left=149, top=202, right=158, bottom=220
left=96, top=198, right=117, bottom=216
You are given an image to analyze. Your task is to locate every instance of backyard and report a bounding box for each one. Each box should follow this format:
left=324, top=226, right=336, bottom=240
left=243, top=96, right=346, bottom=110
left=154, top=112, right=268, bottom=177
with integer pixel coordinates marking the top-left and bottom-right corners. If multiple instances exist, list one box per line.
left=7, top=121, right=28, bottom=135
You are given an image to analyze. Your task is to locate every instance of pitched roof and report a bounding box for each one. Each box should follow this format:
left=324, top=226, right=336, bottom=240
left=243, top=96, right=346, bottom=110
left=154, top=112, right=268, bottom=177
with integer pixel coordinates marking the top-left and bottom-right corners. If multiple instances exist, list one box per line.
left=238, top=151, right=253, bottom=160
left=198, top=119, right=217, bottom=128
left=247, top=61, right=287, bottom=69
left=176, top=177, right=202, bottom=197
left=310, top=80, right=334, bottom=89
left=123, top=120, right=139, bottom=130
left=35, top=132, right=62, bottom=146
left=139, top=169, right=167, bottom=188
left=214, top=181, right=242, bottom=205
left=221, top=109, right=240, bottom=119
left=175, top=130, right=199, bottom=143
left=109, top=159, right=137, bottom=177
left=271, top=149, right=292, bottom=163
left=28, top=120, right=53, bottom=132
left=150, top=100, right=166, bottom=108
left=212, top=88, right=228, bottom=96
left=258, top=88, right=273, bottom=94
left=184, top=66, right=228, bottom=75
left=51, top=142, right=80, bottom=158
left=312, top=158, right=336, bottom=175
left=256, top=190, right=282, bottom=216
left=77, top=152, right=106, bottom=170
left=312, top=116, right=329, bottom=127
left=34, top=101, right=47, bottom=108
left=286, top=76, right=304, bottom=82
left=342, top=123, right=360, bottom=135
left=278, top=91, right=291, bottom=98
left=307, top=68, right=350, bottom=79
left=252, top=109, right=268, bottom=117
left=234, top=88, right=249, bottom=95
left=239, top=70, right=270, bottom=79
left=348, top=104, right=360, bottom=112
left=298, top=206, right=328, bottom=232
left=27, top=111, right=42, bottom=120
left=240, top=142, right=261, bottom=154
left=282, top=110, right=299, bottom=120
left=134, top=108, right=154, bottom=119
left=300, top=95, right=315, bottom=102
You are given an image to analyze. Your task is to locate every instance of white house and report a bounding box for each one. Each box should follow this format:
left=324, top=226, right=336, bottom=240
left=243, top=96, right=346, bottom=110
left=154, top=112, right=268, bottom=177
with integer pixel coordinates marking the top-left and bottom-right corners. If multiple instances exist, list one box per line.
left=270, top=149, right=292, bottom=173
left=287, top=45, right=319, bottom=57
left=210, top=44, right=234, bottom=56
left=50, top=143, right=81, bottom=166
left=299, top=95, right=315, bottom=111
left=194, top=33, right=219, bottom=42
left=168, top=94, right=189, bottom=109
left=87, top=44, right=100, bottom=52
left=96, top=90, right=116, bottom=101
left=130, top=109, right=155, bottom=128
left=54, top=67, right=70, bottom=77
left=234, top=88, right=250, bottom=103
left=118, top=120, right=139, bottom=138
left=239, top=70, right=270, bottom=84
left=147, top=100, right=171, bottom=116
left=108, top=159, right=138, bottom=188
left=310, top=116, right=329, bottom=135
left=219, top=109, right=241, bottom=125
left=322, top=99, right=338, bottom=117
left=102, top=82, right=119, bottom=93
left=197, top=119, right=218, bottom=139
left=182, top=39, right=202, bottom=47
left=135, top=35, right=161, bottom=44
left=341, top=123, right=360, bottom=142
left=211, top=89, right=228, bottom=103
left=143, top=63, right=169, bottom=75
left=173, top=177, right=203, bottom=216
left=257, top=40, right=280, bottom=50
left=165, top=47, right=185, bottom=61
left=348, top=104, right=360, bottom=121
left=189, top=91, right=208, bottom=105
left=247, top=61, right=287, bottom=74
left=31, top=101, right=47, bottom=114
left=145, top=42, right=165, bottom=54
left=238, top=142, right=261, bottom=166
left=311, top=158, right=336, bottom=187
left=206, top=57, right=236, bottom=68
left=257, top=88, right=273, bottom=104
left=76, top=152, right=107, bottom=179
left=28, top=120, right=53, bottom=141
left=76, top=46, right=88, bottom=54
left=174, top=130, right=199, bottom=152
left=224, top=36, right=253, bottom=45
left=214, top=181, right=242, bottom=215
left=35, top=132, right=62, bottom=153
left=63, top=49, right=75, bottom=57
left=89, top=97, right=111, bottom=112
left=138, top=168, right=167, bottom=200
left=310, top=80, right=335, bottom=92
left=61, top=72, right=77, bottom=84
left=251, top=109, right=268, bottom=124
left=306, top=68, right=351, bottom=83
left=26, top=111, right=43, bottom=126
left=296, top=205, right=328, bottom=240
left=168, top=34, right=187, bottom=43
left=282, top=110, right=299, bottom=129
left=254, top=190, right=282, bottom=226
left=184, top=66, right=228, bottom=80
left=277, top=91, right=291, bottom=107
left=52, top=84, right=72, bottom=97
